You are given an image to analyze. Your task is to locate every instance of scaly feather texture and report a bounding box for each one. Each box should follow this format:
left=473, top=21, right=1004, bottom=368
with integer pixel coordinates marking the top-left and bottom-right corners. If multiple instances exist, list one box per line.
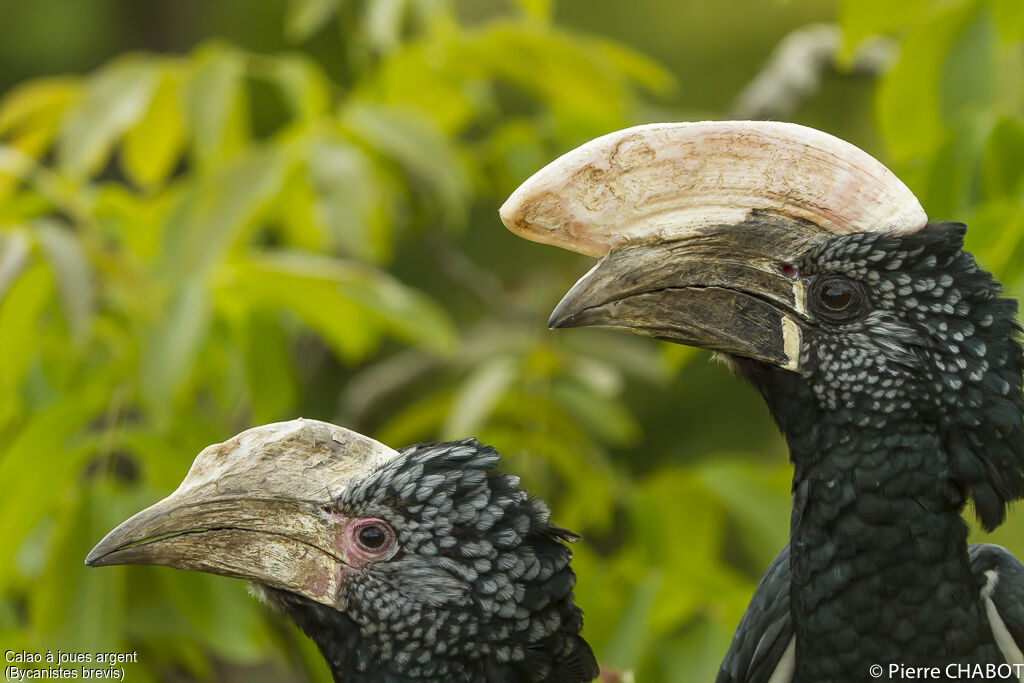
left=793, top=223, right=1024, bottom=530
left=726, top=223, right=1024, bottom=681
left=258, top=439, right=599, bottom=683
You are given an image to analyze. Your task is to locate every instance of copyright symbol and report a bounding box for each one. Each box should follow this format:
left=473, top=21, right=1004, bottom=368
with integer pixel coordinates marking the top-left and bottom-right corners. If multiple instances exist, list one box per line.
left=869, top=664, right=883, bottom=678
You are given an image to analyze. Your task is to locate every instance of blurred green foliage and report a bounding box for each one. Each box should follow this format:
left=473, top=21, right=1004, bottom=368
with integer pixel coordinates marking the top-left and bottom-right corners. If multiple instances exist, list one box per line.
left=0, top=0, right=1022, bottom=681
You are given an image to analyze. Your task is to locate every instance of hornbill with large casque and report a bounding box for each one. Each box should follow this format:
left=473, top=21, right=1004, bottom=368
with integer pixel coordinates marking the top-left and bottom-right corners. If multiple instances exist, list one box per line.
left=86, top=419, right=598, bottom=682
left=500, top=121, right=1024, bottom=682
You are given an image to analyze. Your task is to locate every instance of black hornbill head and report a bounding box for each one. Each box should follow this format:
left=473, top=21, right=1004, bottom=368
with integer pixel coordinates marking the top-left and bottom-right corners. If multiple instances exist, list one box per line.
left=501, top=122, right=1024, bottom=531
left=86, top=419, right=597, bottom=682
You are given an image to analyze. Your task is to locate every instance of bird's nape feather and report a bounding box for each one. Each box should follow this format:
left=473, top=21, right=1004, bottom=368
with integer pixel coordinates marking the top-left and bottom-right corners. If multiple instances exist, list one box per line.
left=308, top=438, right=598, bottom=682
left=799, top=223, right=1024, bottom=530
left=507, top=121, right=1024, bottom=683
left=87, top=426, right=599, bottom=683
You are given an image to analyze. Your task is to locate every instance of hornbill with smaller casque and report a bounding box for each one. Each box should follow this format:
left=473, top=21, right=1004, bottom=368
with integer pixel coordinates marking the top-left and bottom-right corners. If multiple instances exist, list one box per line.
left=501, top=121, right=1024, bottom=682
left=86, top=419, right=598, bottom=682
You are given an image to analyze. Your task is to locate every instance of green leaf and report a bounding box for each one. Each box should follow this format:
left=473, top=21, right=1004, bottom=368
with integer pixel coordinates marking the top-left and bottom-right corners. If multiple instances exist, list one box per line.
left=916, top=111, right=993, bottom=217
left=552, top=378, right=640, bottom=446
left=963, top=199, right=1024, bottom=285
left=184, top=44, right=249, bottom=168
left=92, top=183, right=169, bottom=261
left=659, top=620, right=736, bottom=683
left=377, top=391, right=452, bottom=446
left=562, top=330, right=668, bottom=385
left=285, top=0, right=344, bottom=43
left=341, top=102, right=470, bottom=222
left=478, top=415, right=615, bottom=531
left=443, top=356, right=516, bottom=440
left=356, top=40, right=481, bottom=135
left=217, top=252, right=456, bottom=360
left=981, top=117, right=1024, bottom=201
left=241, top=310, right=298, bottom=423
left=696, top=459, right=792, bottom=567
left=0, top=145, right=36, bottom=187
left=31, top=484, right=131, bottom=652
left=35, top=218, right=94, bottom=340
left=0, top=79, right=80, bottom=193
left=987, top=0, right=1024, bottom=42
left=122, top=63, right=187, bottom=189
left=267, top=54, right=333, bottom=119
left=306, top=138, right=393, bottom=262
left=599, top=572, right=660, bottom=672
left=569, top=546, right=629, bottom=660
left=630, top=469, right=723, bottom=572
left=939, top=6, right=996, bottom=126
left=57, top=56, right=160, bottom=179
left=470, top=23, right=637, bottom=141
left=0, top=262, right=53, bottom=395
left=515, top=0, right=551, bottom=22
left=118, top=429, right=197, bottom=491
left=365, top=0, right=408, bottom=55
left=0, top=383, right=109, bottom=590
left=589, top=36, right=675, bottom=97
left=0, top=228, right=31, bottom=300
left=838, top=0, right=931, bottom=63
left=973, top=500, right=1024, bottom=560
left=217, top=257, right=376, bottom=362
left=155, top=570, right=269, bottom=662
left=161, top=144, right=292, bottom=276
left=141, top=276, right=211, bottom=414
left=660, top=341, right=701, bottom=373
left=875, top=1, right=978, bottom=163
left=0, top=77, right=81, bottom=139
left=274, top=162, right=327, bottom=251
left=485, top=119, right=550, bottom=195
left=0, top=135, right=49, bottom=200
left=330, top=268, right=457, bottom=356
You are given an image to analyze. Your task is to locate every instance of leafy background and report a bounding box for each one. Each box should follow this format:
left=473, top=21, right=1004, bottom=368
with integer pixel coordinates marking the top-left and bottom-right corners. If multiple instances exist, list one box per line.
left=1, top=0, right=1022, bottom=680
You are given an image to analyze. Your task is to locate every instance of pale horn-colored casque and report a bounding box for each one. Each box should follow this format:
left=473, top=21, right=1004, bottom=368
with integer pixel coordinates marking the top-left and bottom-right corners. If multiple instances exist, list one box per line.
left=499, top=121, right=928, bottom=257
left=86, top=419, right=401, bottom=607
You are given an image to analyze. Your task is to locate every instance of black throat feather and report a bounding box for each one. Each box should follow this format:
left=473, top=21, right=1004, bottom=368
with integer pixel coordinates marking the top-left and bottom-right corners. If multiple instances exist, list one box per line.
left=257, top=440, right=598, bottom=683
left=733, top=223, right=1024, bottom=680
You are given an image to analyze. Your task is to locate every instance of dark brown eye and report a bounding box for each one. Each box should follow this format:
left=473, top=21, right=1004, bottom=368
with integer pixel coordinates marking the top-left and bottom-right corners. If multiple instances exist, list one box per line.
left=352, top=519, right=395, bottom=556
left=820, top=281, right=852, bottom=310
left=358, top=524, right=386, bottom=549
left=810, top=276, right=866, bottom=322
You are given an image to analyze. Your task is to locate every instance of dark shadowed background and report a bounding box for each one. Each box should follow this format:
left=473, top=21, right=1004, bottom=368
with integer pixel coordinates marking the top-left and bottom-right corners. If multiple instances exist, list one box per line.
left=1, top=0, right=1022, bottom=680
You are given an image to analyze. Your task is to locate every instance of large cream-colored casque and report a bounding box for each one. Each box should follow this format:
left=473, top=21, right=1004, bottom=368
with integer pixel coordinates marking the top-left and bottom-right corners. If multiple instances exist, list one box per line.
left=499, top=121, right=928, bottom=257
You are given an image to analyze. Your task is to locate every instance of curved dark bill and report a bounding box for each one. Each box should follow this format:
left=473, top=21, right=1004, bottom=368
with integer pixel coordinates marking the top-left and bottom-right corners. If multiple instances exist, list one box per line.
left=86, top=496, right=348, bottom=607
left=549, top=218, right=817, bottom=371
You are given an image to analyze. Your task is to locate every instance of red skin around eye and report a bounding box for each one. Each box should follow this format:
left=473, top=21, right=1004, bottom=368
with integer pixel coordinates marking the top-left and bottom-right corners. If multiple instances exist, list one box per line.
left=321, top=510, right=398, bottom=567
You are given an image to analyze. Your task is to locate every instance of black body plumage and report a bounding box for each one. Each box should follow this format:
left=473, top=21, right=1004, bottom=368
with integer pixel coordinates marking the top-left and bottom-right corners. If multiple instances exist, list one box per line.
left=259, top=439, right=599, bottom=683
left=718, top=223, right=1024, bottom=682
left=503, top=121, right=1024, bottom=682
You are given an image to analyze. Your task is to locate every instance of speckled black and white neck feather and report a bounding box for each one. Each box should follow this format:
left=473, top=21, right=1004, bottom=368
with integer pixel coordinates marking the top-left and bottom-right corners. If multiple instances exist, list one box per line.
left=257, top=439, right=598, bottom=683
left=791, top=223, right=1024, bottom=530
left=725, top=223, right=1024, bottom=682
